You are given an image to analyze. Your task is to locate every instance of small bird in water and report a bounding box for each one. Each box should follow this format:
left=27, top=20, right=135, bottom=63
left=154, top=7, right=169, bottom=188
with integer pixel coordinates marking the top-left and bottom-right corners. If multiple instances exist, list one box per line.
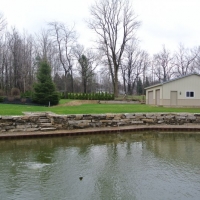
left=79, top=177, right=83, bottom=180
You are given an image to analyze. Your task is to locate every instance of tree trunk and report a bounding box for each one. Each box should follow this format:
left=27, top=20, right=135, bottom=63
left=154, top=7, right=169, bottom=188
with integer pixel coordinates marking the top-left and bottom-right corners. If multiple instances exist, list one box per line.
left=114, top=69, right=118, bottom=97
left=64, top=71, right=67, bottom=98
left=70, top=69, right=74, bottom=93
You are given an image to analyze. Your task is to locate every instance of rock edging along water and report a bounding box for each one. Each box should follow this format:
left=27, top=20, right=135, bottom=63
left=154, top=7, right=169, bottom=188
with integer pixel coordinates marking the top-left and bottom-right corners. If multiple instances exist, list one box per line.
left=0, top=112, right=200, bottom=133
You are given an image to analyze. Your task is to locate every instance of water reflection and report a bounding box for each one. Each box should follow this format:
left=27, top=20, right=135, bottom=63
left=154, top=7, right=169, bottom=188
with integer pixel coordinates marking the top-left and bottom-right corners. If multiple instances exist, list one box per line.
left=0, top=132, right=200, bottom=200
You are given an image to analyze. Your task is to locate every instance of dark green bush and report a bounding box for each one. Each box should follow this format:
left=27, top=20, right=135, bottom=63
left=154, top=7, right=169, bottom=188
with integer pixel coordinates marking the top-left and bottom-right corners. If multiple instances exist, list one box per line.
left=0, top=89, right=4, bottom=96
left=0, top=96, right=4, bottom=102
left=21, top=91, right=33, bottom=98
left=59, top=92, right=66, bottom=99
left=66, top=92, right=114, bottom=100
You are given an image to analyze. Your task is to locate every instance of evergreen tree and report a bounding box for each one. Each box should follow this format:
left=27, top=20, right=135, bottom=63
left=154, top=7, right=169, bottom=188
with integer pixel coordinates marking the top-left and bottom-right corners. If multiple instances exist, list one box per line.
left=78, top=54, right=94, bottom=93
left=136, top=77, right=143, bottom=95
left=143, top=77, right=150, bottom=95
left=33, top=60, right=60, bottom=105
left=144, top=77, right=150, bottom=88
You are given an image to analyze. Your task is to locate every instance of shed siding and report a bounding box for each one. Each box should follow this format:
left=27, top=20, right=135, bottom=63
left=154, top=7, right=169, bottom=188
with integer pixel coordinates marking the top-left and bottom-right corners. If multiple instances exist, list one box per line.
left=163, top=75, right=200, bottom=99
left=145, top=74, right=200, bottom=106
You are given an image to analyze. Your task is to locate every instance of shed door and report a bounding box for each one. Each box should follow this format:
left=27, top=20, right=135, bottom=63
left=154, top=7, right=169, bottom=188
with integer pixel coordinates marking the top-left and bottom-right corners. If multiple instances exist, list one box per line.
left=148, top=91, right=153, bottom=105
left=155, top=89, right=160, bottom=105
left=170, top=91, right=177, bottom=106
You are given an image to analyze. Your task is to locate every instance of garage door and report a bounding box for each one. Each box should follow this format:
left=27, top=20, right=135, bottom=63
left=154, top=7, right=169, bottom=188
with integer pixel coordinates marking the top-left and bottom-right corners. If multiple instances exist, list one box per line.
left=148, top=91, right=153, bottom=105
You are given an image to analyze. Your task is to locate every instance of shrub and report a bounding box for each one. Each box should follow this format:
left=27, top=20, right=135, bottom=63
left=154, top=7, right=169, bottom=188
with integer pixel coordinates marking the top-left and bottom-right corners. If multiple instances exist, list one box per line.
left=58, top=92, right=65, bottom=99
left=66, top=92, right=114, bottom=100
left=11, top=88, right=20, bottom=96
left=0, top=96, right=4, bottom=102
left=70, top=93, right=73, bottom=99
left=67, top=93, right=70, bottom=99
left=7, top=96, right=14, bottom=102
left=21, top=98, right=27, bottom=103
left=21, top=91, right=33, bottom=98
left=61, top=92, right=68, bottom=99
left=0, top=89, right=4, bottom=96
left=14, top=95, right=21, bottom=100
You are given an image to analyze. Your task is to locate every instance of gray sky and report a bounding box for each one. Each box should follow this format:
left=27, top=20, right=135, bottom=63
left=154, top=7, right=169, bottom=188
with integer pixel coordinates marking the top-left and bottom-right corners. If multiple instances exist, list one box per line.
left=1, top=0, right=200, bottom=55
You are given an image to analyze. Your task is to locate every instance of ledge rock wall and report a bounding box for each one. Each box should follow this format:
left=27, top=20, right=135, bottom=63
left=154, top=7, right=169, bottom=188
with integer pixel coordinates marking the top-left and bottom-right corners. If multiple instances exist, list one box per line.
left=0, top=112, right=200, bottom=133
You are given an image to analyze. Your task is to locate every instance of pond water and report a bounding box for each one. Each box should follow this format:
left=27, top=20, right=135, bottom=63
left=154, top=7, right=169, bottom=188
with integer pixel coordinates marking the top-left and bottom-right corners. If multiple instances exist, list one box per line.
left=0, top=132, right=200, bottom=200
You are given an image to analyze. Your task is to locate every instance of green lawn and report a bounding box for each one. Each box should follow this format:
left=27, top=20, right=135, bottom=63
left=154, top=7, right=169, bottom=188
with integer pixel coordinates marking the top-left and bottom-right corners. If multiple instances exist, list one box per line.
left=0, top=100, right=200, bottom=115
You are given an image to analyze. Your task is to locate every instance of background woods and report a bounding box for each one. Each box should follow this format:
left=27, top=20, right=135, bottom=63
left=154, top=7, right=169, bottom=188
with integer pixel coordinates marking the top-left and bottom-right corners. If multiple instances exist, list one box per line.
left=0, top=0, right=200, bottom=98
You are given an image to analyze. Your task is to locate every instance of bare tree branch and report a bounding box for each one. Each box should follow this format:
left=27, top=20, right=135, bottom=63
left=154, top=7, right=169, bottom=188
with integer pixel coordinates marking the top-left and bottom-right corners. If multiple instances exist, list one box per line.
left=87, top=0, right=140, bottom=96
left=48, top=21, right=77, bottom=94
left=173, top=44, right=198, bottom=76
left=153, top=45, right=174, bottom=82
left=73, top=44, right=98, bottom=93
left=0, top=13, right=7, bottom=33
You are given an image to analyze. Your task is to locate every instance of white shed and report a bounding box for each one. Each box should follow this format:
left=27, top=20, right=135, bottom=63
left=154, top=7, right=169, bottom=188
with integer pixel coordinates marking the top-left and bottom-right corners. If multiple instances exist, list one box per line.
left=145, top=73, right=200, bottom=107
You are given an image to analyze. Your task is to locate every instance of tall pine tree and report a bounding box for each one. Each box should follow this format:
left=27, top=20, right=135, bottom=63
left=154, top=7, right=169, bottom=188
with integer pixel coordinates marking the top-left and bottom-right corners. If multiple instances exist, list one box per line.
left=33, top=60, right=60, bottom=105
left=136, top=77, right=143, bottom=95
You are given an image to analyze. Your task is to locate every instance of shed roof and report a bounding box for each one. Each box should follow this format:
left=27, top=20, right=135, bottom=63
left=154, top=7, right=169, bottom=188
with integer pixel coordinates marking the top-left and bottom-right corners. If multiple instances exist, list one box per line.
left=145, top=73, right=200, bottom=90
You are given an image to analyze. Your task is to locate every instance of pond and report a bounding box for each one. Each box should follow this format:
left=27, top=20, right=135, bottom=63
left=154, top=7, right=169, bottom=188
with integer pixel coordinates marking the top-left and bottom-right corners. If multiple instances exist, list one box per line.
left=0, top=132, right=200, bottom=200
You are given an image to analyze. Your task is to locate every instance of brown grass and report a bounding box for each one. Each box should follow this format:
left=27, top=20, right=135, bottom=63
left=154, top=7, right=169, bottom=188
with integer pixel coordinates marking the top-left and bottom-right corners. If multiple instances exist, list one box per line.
left=58, top=100, right=99, bottom=106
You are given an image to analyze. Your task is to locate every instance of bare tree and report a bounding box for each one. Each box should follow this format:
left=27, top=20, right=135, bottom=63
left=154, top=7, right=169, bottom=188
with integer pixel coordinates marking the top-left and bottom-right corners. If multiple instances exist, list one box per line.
left=97, top=67, right=113, bottom=93
left=48, top=21, right=77, bottom=95
left=0, top=35, right=7, bottom=91
left=7, top=28, right=35, bottom=92
left=7, top=28, right=23, bottom=89
left=73, top=44, right=98, bottom=93
left=193, top=46, right=200, bottom=74
left=20, top=32, right=35, bottom=92
left=0, top=27, right=37, bottom=94
left=121, top=40, right=139, bottom=94
left=35, top=29, right=60, bottom=77
left=153, top=45, right=174, bottom=82
left=121, top=39, right=149, bottom=95
left=35, top=29, right=52, bottom=60
left=173, top=44, right=198, bottom=76
left=0, top=13, right=7, bottom=91
left=87, top=0, right=140, bottom=97
left=0, top=31, right=14, bottom=94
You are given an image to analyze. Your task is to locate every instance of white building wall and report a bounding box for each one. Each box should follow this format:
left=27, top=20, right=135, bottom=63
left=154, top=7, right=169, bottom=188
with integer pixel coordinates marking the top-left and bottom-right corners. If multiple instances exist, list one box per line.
left=163, top=75, right=200, bottom=99
left=146, top=74, right=200, bottom=106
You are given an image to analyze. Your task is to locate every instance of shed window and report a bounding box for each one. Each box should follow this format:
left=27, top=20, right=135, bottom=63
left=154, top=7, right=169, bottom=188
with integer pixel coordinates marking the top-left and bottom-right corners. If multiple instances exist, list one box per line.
left=186, top=91, right=194, bottom=97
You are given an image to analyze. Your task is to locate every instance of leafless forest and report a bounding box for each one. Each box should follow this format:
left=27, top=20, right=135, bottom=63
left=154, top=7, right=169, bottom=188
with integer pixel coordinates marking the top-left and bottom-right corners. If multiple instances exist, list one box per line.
left=0, top=0, right=200, bottom=97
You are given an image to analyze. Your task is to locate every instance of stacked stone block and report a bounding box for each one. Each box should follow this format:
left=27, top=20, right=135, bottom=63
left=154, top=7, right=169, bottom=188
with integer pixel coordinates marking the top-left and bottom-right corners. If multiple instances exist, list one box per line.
left=0, top=112, right=200, bottom=133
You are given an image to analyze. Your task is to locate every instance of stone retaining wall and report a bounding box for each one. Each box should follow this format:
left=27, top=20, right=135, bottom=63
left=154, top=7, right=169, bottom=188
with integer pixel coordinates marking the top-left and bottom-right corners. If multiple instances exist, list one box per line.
left=0, top=112, right=200, bottom=133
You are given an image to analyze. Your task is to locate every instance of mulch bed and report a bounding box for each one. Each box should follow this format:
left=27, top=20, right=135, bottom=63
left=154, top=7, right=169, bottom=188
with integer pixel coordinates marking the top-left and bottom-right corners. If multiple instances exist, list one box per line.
left=0, top=97, right=41, bottom=106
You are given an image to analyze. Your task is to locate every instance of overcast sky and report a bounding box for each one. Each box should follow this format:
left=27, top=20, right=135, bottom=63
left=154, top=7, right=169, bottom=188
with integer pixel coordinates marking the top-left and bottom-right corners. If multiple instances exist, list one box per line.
left=1, top=0, right=200, bottom=55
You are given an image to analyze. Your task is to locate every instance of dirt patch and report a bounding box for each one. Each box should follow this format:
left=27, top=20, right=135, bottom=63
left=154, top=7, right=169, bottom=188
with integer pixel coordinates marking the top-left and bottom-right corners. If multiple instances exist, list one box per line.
left=59, top=100, right=99, bottom=106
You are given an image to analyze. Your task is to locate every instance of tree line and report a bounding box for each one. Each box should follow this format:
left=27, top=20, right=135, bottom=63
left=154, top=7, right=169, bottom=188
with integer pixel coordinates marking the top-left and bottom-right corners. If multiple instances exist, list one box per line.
left=0, top=0, right=200, bottom=98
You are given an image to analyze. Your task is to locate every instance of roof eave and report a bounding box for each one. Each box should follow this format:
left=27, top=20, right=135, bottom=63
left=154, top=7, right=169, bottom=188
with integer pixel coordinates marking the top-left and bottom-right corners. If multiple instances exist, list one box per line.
left=145, top=83, right=163, bottom=90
